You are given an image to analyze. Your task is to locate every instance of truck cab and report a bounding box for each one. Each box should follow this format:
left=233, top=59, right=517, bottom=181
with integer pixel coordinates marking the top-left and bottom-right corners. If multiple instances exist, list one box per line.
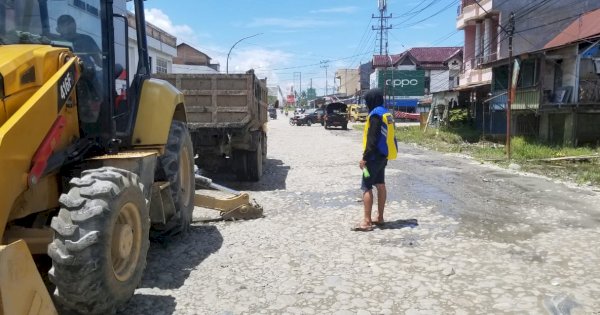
left=348, top=104, right=368, bottom=122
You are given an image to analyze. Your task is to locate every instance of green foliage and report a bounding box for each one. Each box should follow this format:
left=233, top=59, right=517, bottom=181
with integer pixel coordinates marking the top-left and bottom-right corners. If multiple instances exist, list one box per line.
left=393, top=126, right=600, bottom=186
left=448, top=108, right=469, bottom=125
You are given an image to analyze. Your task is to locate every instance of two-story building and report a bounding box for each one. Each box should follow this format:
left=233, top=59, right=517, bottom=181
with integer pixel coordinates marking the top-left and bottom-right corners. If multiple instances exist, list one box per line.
left=370, top=47, right=463, bottom=112
left=457, top=0, right=600, bottom=144
left=127, top=12, right=177, bottom=83
left=172, top=43, right=220, bottom=74
left=335, top=69, right=361, bottom=97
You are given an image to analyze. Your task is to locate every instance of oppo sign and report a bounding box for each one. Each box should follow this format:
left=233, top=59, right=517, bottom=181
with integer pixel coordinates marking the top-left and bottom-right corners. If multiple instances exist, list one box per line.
left=378, top=70, right=425, bottom=96
left=386, top=78, right=419, bottom=87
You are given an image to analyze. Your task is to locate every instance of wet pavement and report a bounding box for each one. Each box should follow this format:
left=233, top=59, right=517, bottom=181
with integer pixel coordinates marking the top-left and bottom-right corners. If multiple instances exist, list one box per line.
left=120, top=116, right=600, bottom=315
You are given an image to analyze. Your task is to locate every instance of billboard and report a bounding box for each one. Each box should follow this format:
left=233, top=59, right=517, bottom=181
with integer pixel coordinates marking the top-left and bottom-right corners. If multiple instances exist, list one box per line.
left=377, top=70, right=425, bottom=97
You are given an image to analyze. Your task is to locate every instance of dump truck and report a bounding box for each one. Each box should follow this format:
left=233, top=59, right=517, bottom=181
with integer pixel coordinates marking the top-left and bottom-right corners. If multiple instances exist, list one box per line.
left=155, top=72, right=269, bottom=181
left=0, top=1, right=260, bottom=314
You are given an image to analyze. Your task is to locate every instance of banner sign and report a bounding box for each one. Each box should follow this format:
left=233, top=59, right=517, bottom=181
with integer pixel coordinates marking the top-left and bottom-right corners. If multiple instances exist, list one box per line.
left=378, top=70, right=425, bottom=96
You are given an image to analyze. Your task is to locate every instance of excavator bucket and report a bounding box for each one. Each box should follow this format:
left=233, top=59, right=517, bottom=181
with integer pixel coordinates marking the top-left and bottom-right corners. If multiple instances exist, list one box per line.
left=194, top=174, right=263, bottom=220
left=0, top=240, right=57, bottom=315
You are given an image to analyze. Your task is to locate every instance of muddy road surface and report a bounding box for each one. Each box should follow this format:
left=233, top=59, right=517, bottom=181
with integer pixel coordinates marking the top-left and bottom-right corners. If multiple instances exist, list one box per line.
left=120, top=116, right=600, bottom=314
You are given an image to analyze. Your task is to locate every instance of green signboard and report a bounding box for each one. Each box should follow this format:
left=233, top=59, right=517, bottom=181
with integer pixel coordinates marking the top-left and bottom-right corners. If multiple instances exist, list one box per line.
left=377, top=70, right=425, bottom=96
left=306, top=88, right=317, bottom=100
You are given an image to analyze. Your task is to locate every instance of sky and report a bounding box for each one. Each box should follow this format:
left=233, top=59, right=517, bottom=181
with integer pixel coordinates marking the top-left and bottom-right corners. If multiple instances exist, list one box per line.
left=139, top=0, right=463, bottom=95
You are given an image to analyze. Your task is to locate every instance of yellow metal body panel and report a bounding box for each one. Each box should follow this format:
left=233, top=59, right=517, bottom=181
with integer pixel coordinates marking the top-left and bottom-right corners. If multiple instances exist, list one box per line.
left=0, top=50, right=80, bottom=239
left=0, top=240, right=57, bottom=315
left=132, top=78, right=185, bottom=146
left=0, top=45, right=70, bottom=124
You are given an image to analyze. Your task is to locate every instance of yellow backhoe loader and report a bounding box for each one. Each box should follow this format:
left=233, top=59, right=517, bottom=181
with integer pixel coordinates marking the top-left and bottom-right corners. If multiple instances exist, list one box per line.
left=0, top=1, right=261, bottom=314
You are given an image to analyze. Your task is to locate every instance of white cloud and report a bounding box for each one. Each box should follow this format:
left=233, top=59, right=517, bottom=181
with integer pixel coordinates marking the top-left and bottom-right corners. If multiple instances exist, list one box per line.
left=247, top=17, right=339, bottom=29
left=142, top=9, right=294, bottom=87
left=310, top=6, right=359, bottom=14
left=144, top=8, right=209, bottom=45
left=225, top=48, right=293, bottom=84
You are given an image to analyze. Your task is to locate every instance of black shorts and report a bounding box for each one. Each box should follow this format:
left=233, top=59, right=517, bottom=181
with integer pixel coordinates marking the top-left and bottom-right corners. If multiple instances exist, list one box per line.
left=361, top=158, right=387, bottom=192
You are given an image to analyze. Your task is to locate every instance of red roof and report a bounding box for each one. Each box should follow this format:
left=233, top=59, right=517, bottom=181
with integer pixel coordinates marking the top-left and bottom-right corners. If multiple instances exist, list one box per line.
left=372, top=47, right=462, bottom=68
left=372, top=53, right=406, bottom=67
left=544, top=9, right=600, bottom=49
left=408, top=47, right=462, bottom=63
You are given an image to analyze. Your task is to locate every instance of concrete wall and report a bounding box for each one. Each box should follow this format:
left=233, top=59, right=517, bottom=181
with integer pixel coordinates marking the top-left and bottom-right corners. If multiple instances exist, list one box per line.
left=128, top=26, right=176, bottom=83
left=430, top=70, right=450, bottom=93
left=335, top=69, right=360, bottom=96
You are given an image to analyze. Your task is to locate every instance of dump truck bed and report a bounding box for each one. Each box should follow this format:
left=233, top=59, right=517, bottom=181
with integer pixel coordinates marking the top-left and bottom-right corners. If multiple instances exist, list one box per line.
left=155, top=73, right=268, bottom=130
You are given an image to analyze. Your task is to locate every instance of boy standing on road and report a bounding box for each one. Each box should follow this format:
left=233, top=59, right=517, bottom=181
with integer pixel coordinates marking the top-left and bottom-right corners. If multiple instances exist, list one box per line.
left=353, top=88, right=398, bottom=231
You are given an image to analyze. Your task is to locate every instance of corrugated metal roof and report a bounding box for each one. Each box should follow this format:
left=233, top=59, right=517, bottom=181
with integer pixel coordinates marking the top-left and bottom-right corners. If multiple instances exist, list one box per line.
left=409, top=47, right=462, bottom=63
left=544, top=9, right=600, bottom=49
left=372, top=47, right=462, bottom=68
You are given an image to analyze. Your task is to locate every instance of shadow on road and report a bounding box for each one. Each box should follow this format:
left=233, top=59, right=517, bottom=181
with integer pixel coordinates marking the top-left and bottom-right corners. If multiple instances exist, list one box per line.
left=140, top=225, right=223, bottom=290
left=204, top=158, right=290, bottom=192
left=378, top=218, right=419, bottom=230
left=118, top=294, right=176, bottom=315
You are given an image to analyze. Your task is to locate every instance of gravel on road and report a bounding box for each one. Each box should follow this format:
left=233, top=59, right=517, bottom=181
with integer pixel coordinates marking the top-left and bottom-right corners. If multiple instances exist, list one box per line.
left=119, top=116, right=600, bottom=315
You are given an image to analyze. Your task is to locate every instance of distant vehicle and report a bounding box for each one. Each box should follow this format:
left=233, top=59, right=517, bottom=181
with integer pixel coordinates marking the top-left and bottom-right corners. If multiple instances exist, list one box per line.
left=348, top=104, right=368, bottom=122
left=268, top=107, right=277, bottom=119
left=323, top=102, right=348, bottom=130
left=304, top=108, right=324, bottom=125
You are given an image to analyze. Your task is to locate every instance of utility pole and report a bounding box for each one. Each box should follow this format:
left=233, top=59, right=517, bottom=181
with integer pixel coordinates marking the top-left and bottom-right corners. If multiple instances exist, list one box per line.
left=372, top=0, right=392, bottom=55
left=320, top=60, right=329, bottom=96
left=506, top=12, right=515, bottom=159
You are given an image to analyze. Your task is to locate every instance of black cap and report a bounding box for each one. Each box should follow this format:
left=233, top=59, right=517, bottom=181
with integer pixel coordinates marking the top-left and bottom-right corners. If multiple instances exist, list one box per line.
left=364, top=88, right=383, bottom=111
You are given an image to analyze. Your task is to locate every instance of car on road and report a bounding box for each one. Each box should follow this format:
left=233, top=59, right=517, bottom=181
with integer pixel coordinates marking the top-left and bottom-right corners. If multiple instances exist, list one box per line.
left=323, top=102, right=348, bottom=130
left=268, top=107, right=277, bottom=119
left=303, top=108, right=324, bottom=125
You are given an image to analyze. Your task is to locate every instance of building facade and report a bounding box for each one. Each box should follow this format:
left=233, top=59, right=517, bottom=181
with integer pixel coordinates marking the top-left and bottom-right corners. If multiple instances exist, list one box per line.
left=127, top=12, right=177, bottom=83
left=370, top=47, right=463, bottom=112
left=173, top=43, right=220, bottom=72
left=335, top=69, right=360, bottom=97
left=457, top=0, right=600, bottom=143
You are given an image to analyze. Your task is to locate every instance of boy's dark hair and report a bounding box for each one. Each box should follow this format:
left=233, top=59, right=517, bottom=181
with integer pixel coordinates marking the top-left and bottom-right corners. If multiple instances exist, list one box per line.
left=364, top=88, right=383, bottom=111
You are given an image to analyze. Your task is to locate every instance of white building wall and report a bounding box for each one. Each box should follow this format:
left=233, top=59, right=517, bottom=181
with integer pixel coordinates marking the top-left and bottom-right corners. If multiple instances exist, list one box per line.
left=430, top=69, right=450, bottom=93
left=127, top=26, right=177, bottom=83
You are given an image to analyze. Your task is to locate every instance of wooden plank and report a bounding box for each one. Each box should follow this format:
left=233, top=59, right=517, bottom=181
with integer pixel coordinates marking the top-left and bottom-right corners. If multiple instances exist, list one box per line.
left=528, top=155, right=600, bottom=162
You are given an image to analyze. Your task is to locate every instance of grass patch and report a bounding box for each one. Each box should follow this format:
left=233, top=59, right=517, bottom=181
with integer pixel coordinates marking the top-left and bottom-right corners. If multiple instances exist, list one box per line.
left=395, top=125, right=600, bottom=186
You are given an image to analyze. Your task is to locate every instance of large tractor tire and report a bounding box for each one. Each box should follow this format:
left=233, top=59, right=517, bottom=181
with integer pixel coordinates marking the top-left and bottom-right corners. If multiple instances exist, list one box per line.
left=48, top=167, right=149, bottom=315
left=155, top=121, right=195, bottom=234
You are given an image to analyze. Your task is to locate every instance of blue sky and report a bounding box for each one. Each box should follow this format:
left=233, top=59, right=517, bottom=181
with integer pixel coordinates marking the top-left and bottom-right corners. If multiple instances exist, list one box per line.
left=142, top=0, right=463, bottom=94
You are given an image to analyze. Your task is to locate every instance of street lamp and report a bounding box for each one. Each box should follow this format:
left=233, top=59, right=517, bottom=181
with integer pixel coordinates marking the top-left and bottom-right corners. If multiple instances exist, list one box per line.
left=226, top=33, right=263, bottom=74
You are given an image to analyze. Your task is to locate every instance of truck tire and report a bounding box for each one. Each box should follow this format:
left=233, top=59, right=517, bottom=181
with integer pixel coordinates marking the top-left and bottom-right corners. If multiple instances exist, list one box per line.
left=342, top=123, right=348, bottom=130
left=233, top=150, right=248, bottom=181
left=262, top=132, right=267, bottom=163
left=245, top=134, right=263, bottom=181
left=48, top=167, right=149, bottom=315
left=155, top=121, right=195, bottom=234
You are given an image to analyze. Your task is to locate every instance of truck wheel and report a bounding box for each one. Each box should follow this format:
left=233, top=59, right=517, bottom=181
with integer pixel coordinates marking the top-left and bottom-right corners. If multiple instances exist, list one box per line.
left=245, top=135, right=263, bottom=181
left=155, top=121, right=195, bottom=234
left=342, top=123, right=348, bottom=130
left=233, top=150, right=248, bottom=181
left=48, top=167, right=149, bottom=315
left=262, top=132, right=267, bottom=164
